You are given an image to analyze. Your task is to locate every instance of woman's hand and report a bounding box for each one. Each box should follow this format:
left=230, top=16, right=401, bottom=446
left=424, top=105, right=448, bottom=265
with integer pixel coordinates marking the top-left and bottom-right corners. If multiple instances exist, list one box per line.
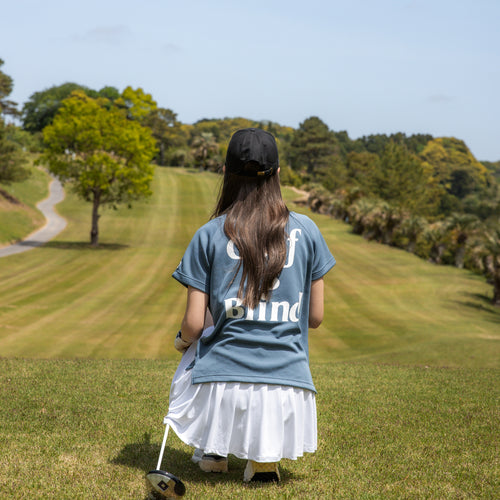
left=174, top=330, right=192, bottom=354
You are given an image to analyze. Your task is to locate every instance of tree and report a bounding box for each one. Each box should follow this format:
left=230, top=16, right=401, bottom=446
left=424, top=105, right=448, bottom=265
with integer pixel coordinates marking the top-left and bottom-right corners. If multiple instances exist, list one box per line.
left=371, top=142, right=431, bottom=213
left=445, top=213, right=480, bottom=268
left=472, top=221, right=500, bottom=306
left=0, top=122, right=30, bottom=185
left=347, top=198, right=379, bottom=236
left=115, top=86, right=157, bottom=121
left=484, top=226, right=500, bottom=306
left=345, top=151, right=380, bottom=190
left=93, top=86, right=120, bottom=102
left=353, top=133, right=433, bottom=156
left=481, top=160, right=500, bottom=182
left=191, top=132, right=220, bottom=171
left=395, top=214, right=427, bottom=253
left=288, top=116, right=338, bottom=174
left=423, top=221, right=450, bottom=264
left=0, top=59, right=18, bottom=117
left=143, top=108, right=189, bottom=165
left=0, top=59, right=29, bottom=188
left=419, top=138, right=494, bottom=203
left=22, top=83, right=121, bottom=133
left=22, top=82, right=89, bottom=133
left=39, top=91, right=157, bottom=246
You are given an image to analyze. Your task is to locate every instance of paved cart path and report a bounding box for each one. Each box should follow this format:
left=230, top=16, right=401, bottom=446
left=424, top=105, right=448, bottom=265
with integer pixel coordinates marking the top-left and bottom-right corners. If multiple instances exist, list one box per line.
left=0, top=177, right=67, bottom=258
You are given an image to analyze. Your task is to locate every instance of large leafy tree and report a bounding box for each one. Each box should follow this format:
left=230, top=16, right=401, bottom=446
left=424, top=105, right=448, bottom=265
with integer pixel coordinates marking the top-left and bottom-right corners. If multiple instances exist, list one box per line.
left=22, top=82, right=90, bottom=133
left=22, top=83, right=121, bottom=133
left=39, top=91, right=157, bottom=246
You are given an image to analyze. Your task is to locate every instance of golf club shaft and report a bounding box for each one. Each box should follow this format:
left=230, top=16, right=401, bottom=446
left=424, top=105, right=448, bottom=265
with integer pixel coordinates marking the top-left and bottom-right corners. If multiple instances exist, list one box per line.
left=157, top=423, right=170, bottom=470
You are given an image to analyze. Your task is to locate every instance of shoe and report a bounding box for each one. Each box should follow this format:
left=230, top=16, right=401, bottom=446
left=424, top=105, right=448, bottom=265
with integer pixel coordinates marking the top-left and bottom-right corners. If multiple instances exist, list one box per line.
left=191, top=448, right=204, bottom=464
left=243, top=460, right=280, bottom=483
left=199, top=454, right=228, bottom=473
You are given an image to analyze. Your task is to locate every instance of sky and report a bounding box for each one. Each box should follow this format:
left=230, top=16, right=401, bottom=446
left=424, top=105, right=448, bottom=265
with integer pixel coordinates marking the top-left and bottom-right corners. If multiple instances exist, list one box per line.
left=2, top=0, right=499, bottom=160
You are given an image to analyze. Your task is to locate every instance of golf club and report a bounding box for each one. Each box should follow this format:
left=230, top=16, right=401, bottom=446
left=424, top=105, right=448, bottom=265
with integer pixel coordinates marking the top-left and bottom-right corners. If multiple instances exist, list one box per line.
left=146, top=423, right=186, bottom=498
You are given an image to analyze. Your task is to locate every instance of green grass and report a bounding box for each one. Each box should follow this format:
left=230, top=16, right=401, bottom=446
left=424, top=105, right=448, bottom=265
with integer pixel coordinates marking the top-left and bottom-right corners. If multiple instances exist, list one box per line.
left=0, top=167, right=498, bottom=498
left=0, top=359, right=497, bottom=499
left=0, top=161, right=49, bottom=245
left=0, top=167, right=497, bottom=365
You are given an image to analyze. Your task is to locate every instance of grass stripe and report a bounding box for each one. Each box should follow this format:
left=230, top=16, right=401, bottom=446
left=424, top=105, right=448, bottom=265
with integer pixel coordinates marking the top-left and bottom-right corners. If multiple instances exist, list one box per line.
left=0, top=167, right=498, bottom=366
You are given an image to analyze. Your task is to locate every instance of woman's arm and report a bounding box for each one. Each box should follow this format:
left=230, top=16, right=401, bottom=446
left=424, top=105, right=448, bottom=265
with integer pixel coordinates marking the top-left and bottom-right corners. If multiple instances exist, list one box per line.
left=179, top=286, right=210, bottom=344
left=309, top=278, right=324, bottom=329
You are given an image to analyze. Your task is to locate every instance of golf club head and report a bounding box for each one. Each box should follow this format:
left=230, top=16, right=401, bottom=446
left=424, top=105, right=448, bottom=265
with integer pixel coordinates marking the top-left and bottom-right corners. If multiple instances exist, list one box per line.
left=146, top=469, right=186, bottom=498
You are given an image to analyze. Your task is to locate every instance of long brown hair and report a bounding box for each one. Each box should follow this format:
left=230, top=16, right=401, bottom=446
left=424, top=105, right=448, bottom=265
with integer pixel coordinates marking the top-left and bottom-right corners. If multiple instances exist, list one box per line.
left=212, top=162, right=289, bottom=309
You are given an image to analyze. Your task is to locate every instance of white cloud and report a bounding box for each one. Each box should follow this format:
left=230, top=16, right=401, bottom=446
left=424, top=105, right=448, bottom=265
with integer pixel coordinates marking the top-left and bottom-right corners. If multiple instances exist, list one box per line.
left=70, top=25, right=133, bottom=45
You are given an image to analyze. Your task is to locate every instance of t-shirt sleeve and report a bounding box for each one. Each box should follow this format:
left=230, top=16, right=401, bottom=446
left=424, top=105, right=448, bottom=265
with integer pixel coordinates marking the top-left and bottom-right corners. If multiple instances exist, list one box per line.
left=308, top=218, right=336, bottom=280
left=172, top=227, right=211, bottom=294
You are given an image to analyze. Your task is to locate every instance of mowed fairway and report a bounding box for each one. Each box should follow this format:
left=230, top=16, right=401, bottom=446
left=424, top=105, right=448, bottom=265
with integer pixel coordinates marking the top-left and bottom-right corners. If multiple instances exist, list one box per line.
left=0, top=168, right=216, bottom=359
left=0, top=167, right=499, bottom=365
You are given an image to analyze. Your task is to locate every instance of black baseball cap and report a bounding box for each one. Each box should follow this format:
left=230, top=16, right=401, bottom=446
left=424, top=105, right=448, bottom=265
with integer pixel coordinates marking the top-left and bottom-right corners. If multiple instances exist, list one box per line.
left=225, top=128, right=279, bottom=177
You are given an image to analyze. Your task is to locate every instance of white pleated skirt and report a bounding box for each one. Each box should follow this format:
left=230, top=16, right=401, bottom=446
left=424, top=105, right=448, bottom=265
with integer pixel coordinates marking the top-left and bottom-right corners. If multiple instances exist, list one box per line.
left=164, top=327, right=317, bottom=462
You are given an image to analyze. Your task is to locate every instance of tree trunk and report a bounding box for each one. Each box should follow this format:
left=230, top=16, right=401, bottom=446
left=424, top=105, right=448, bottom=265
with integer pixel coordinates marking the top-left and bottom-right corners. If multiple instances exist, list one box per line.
left=159, top=142, right=165, bottom=166
left=90, top=191, right=101, bottom=247
left=430, top=243, right=446, bottom=264
left=407, top=239, right=417, bottom=254
left=455, top=244, right=466, bottom=269
left=493, top=267, right=500, bottom=307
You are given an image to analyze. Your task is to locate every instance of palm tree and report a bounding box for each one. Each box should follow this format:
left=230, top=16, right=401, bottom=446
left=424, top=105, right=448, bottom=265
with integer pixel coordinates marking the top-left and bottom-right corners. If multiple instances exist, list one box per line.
left=397, top=214, right=428, bottom=253
left=359, top=201, right=402, bottom=245
left=307, top=185, right=332, bottom=215
left=473, top=222, right=500, bottom=306
left=381, top=204, right=403, bottom=246
left=191, top=132, right=220, bottom=171
left=323, top=186, right=363, bottom=221
left=423, top=221, right=450, bottom=264
left=445, top=213, right=480, bottom=268
left=327, top=195, right=345, bottom=219
left=348, top=198, right=378, bottom=236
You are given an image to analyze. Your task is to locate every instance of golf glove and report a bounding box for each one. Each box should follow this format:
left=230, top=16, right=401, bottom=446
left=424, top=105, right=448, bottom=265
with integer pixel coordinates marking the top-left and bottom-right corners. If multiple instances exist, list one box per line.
left=175, top=330, right=191, bottom=353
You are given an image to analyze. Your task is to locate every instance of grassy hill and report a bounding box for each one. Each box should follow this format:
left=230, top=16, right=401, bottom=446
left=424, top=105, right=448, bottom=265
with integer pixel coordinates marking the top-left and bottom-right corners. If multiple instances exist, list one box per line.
left=0, top=167, right=497, bottom=365
left=0, top=167, right=498, bottom=499
left=0, top=161, right=49, bottom=246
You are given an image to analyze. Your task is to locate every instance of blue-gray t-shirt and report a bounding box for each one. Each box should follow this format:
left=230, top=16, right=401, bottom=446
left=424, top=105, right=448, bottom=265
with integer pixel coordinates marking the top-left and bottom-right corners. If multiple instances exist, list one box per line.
left=172, top=211, right=336, bottom=392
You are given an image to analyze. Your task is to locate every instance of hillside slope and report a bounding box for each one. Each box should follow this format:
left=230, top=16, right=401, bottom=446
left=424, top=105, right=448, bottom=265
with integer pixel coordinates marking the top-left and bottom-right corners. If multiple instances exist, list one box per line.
left=0, top=164, right=49, bottom=246
left=0, top=167, right=498, bottom=366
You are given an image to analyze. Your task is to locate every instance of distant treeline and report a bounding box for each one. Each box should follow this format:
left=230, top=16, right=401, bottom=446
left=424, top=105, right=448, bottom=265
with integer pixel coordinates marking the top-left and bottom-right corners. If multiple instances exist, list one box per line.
left=1, top=74, right=499, bottom=305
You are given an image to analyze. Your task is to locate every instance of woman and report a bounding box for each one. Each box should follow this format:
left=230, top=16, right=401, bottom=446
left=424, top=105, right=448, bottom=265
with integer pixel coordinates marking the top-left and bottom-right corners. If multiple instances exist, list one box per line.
left=166, top=128, right=335, bottom=483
